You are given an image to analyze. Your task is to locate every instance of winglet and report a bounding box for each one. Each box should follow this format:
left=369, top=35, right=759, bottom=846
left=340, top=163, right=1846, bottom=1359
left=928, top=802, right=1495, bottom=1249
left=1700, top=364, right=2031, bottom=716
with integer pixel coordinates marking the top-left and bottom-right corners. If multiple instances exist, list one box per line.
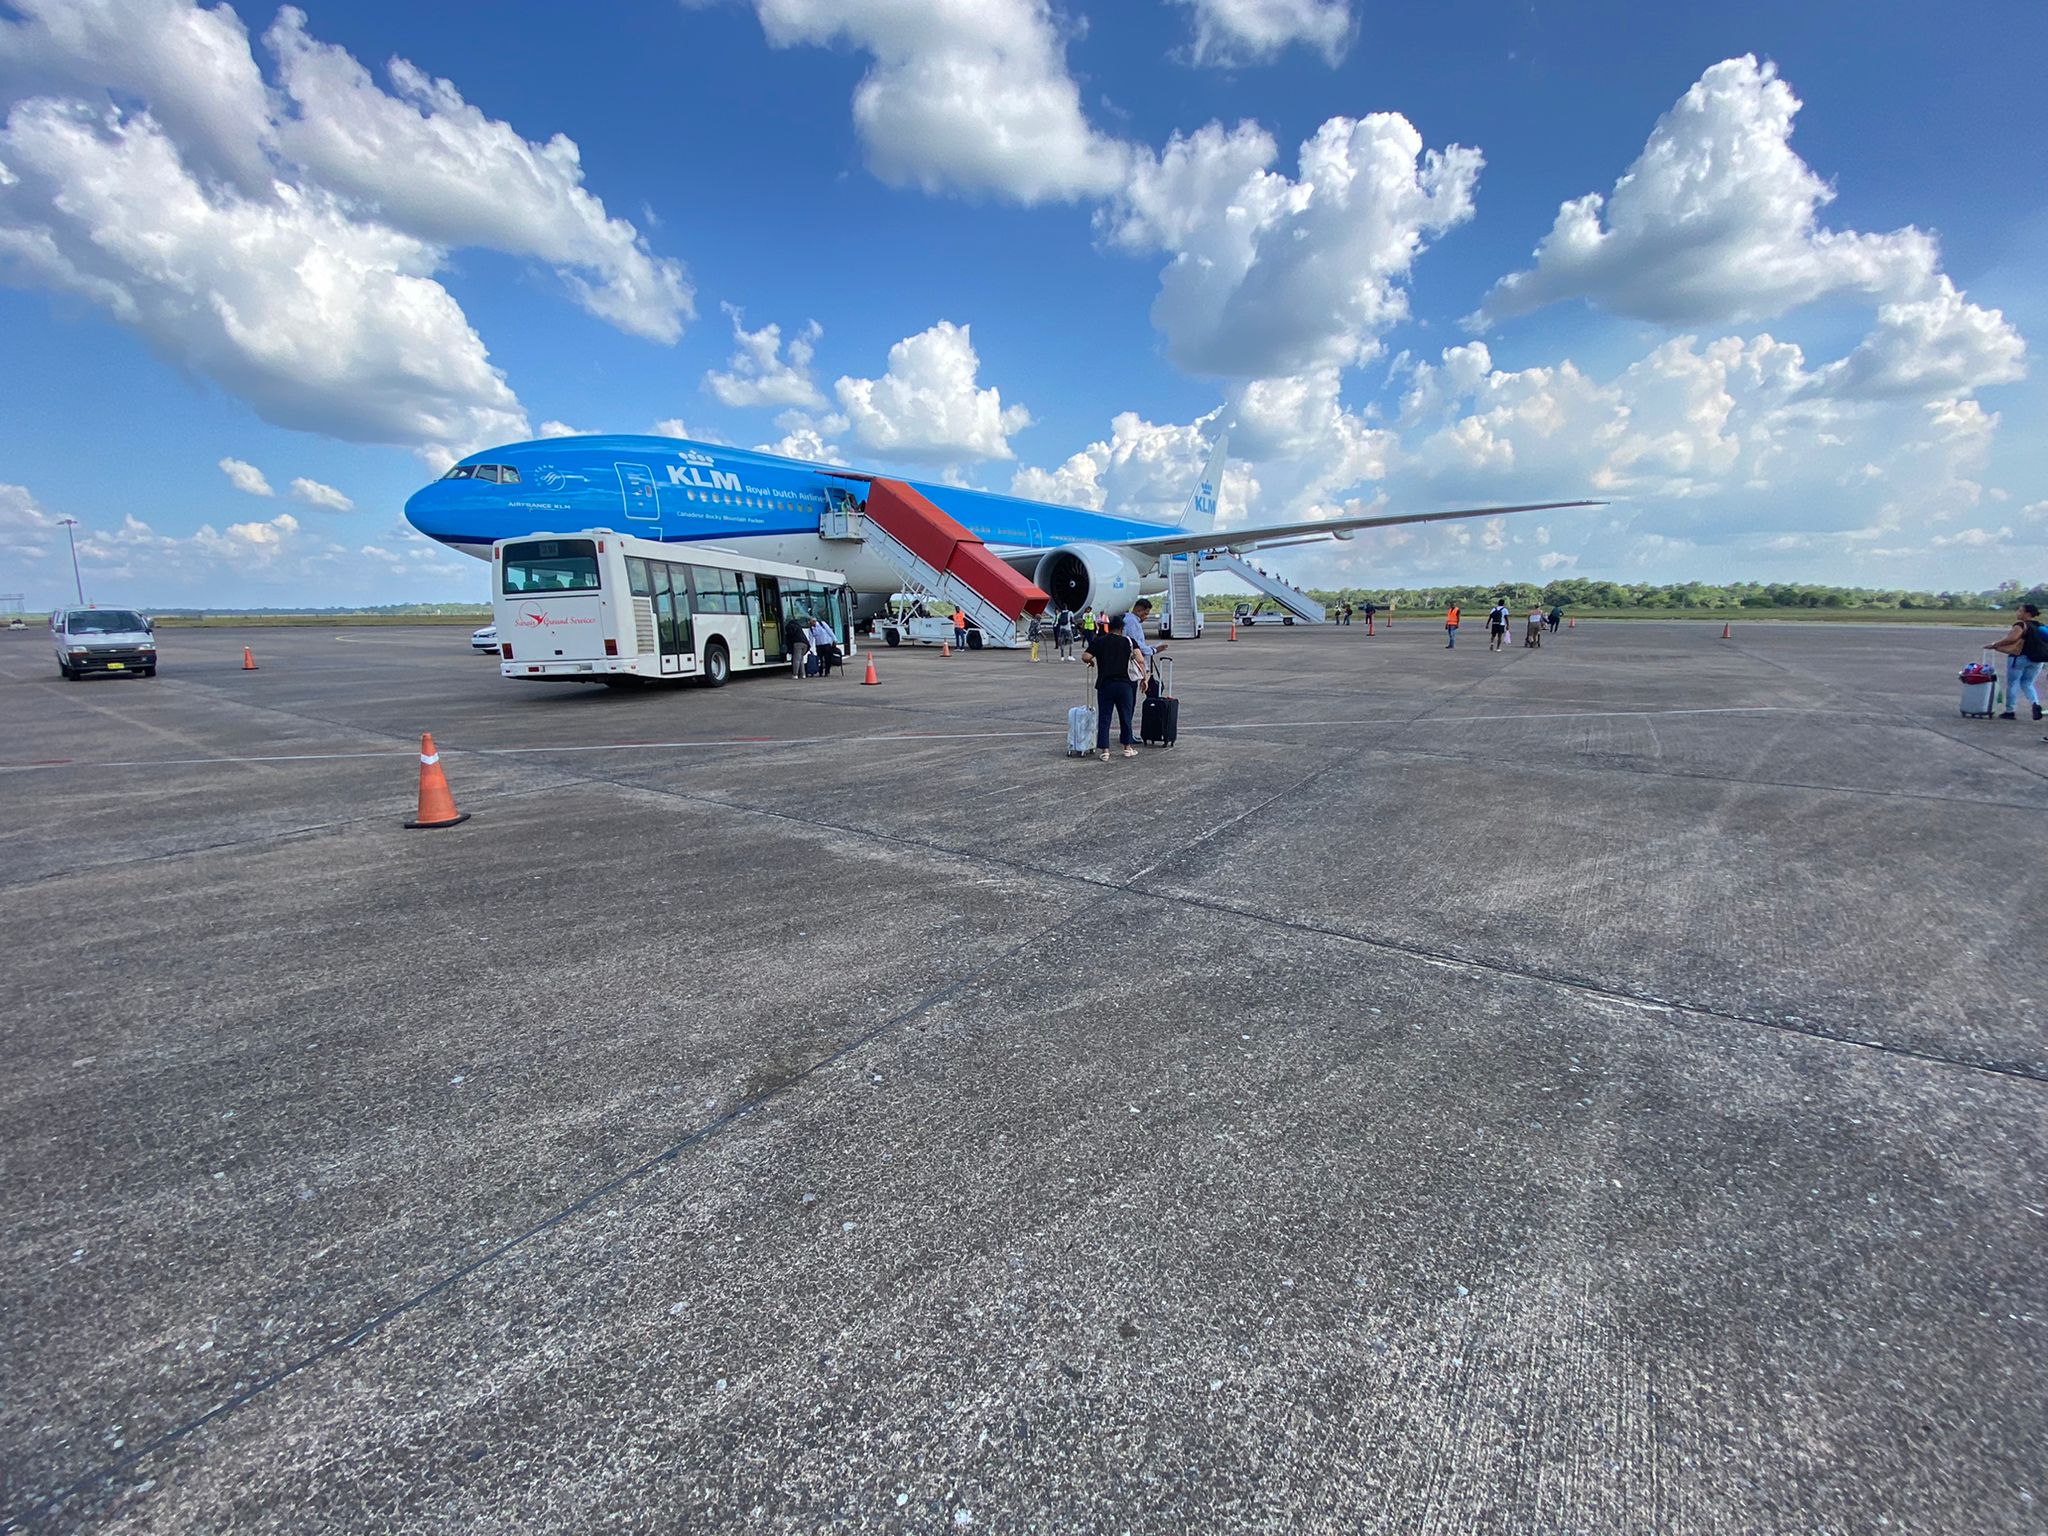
left=1177, top=429, right=1228, bottom=535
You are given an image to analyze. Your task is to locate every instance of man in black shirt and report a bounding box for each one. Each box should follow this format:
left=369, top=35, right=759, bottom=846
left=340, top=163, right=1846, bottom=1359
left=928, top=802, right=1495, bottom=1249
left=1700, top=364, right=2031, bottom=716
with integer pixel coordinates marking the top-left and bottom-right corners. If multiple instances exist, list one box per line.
left=1083, top=622, right=1141, bottom=760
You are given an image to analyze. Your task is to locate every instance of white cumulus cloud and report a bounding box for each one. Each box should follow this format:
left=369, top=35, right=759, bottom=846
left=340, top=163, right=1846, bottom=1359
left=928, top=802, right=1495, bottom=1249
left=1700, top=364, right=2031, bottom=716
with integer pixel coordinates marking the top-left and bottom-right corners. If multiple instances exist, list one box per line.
left=289, top=476, right=353, bottom=511
left=1475, top=56, right=1939, bottom=329
left=705, top=304, right=826, bottom=410
left=1818, top=278, right=2026, bottom=400
left=0, top=0, right=694, bottom=462
left=266, top=7, right=690, bottom=342
left=218, top=457, right=274, bottom=496
left=1011, top=409, right=1223, bottom=520
left=1103, top=114, right=1481, bottom=378
left=835, top=321, right=1030, bottom=462
left=0, top=0, right=273, bottom=189
left=743, top=0, right=1130, bottom=202
left=1172, top=0, right=1354, bottom=67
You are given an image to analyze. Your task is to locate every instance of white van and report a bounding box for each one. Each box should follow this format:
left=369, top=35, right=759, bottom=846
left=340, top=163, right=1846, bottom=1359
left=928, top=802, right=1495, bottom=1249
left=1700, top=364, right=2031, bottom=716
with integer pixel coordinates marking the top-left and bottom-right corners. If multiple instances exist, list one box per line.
left=53, top=607, right=158, bottom=679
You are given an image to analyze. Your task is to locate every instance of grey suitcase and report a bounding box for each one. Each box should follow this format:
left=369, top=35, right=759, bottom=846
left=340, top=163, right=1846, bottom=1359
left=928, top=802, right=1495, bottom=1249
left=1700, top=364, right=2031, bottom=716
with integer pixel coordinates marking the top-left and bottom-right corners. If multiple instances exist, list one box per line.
left=1066, top=671, right=1096, bottom=756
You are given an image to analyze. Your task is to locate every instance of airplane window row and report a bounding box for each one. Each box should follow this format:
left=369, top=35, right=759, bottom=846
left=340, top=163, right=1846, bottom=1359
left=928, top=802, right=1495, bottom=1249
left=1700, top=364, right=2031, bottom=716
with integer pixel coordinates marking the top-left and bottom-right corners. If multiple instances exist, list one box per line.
left=441, top=463, right=521, bottom=484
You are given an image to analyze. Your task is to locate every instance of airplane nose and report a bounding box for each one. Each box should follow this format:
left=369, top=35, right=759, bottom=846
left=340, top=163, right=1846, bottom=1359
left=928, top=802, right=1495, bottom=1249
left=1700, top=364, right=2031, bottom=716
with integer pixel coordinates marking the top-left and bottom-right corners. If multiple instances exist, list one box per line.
left=404, top=483, right=451, bottom=542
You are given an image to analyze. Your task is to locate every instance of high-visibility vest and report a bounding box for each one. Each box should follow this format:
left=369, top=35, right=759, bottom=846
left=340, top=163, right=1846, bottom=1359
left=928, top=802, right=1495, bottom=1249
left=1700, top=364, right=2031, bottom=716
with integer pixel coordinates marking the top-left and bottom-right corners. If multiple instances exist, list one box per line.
left=1447, top=606, right=1460, bottom=626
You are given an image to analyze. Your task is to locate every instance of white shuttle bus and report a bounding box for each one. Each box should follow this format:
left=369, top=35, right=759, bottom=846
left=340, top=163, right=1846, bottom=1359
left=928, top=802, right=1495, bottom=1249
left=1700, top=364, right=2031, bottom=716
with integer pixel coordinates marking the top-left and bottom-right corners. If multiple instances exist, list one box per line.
left=492, top=530, right=854, bottom=686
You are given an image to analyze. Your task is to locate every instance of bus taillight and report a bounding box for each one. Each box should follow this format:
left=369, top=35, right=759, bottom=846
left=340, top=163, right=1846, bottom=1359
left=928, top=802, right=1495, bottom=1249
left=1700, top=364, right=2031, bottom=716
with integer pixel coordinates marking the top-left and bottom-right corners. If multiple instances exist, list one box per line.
left=604, top=638, right=618, bottom=657
left=500, top=642, right=512, bottom=659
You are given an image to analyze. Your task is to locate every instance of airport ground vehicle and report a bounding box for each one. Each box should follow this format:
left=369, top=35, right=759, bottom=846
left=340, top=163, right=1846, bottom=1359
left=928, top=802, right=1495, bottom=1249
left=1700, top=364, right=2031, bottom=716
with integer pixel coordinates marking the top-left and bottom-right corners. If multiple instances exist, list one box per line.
left=871, top=595, right=983, bottom=648
left=1234, top=603, right=1296, bottom=627
left=470, top=624, right=499, bottom=653
left=493, top=531, right=853, bottom=686
left=52, top=607, right=157, bottom=678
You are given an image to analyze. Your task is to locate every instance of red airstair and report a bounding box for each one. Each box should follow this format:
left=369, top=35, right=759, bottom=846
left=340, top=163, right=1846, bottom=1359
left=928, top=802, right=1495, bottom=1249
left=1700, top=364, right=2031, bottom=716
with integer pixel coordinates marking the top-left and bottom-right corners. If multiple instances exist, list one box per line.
left=824, top=477, right=1048, bottom=647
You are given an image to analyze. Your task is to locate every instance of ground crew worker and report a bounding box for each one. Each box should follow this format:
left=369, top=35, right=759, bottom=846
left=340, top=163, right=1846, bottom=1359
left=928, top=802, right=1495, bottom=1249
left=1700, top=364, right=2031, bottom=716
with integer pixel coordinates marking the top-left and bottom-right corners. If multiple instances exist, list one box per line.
left=950, top=606, right=968, bottom=650
left=1445, top=603, right=1460, bottom=648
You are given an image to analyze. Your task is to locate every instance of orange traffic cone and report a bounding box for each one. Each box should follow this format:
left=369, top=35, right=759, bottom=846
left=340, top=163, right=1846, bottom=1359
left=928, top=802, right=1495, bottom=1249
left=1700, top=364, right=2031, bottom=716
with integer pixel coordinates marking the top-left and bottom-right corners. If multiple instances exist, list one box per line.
left=1721, top=623, right=1732, bottom=639
left=241, top=646, right=259, bottom=671
left=1568, top=616, right=1575, bottom=630
left=862, top=654, right=880, bottom=686
left=404, top=732, right=469, bottom=829
left=1228, top=621, right=1238, bottom=642
left=940, top=641, right=952, bottom=657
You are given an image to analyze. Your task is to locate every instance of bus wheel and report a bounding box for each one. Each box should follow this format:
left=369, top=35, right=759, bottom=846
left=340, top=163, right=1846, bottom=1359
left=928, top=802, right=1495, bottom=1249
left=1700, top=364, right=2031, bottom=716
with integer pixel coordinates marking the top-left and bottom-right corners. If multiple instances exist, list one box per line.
left=703, top=641, right=730, bottom=687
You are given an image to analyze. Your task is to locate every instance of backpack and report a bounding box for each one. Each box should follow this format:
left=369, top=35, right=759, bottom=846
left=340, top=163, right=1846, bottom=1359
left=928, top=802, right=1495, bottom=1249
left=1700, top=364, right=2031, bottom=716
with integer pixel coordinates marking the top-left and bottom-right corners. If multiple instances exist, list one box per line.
left=2023, top=621, right=2048, bottom=663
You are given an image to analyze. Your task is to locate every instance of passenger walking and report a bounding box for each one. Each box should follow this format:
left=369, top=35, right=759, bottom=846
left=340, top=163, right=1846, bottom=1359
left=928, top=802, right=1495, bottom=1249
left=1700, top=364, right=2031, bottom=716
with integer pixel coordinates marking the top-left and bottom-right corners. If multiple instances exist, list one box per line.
left=788, top=614, right=812, bottom=679
left=1991, top=601, right=2046, bottom=720
left=1548, top=604, right=1564, bottom=634
left=1083, top=615, right=1142, bottom=760
left=1527, top=605, right=1545, bottom=648
left=1445, top=603, right=1460, bottom=649
left=1487, top=601, right=1509, bottom=652
left=1362, top=599, right=1377, bottom=635
left=950, top=606, right=969, bottom=650
left=1055, top=607, right=1076, bottom=661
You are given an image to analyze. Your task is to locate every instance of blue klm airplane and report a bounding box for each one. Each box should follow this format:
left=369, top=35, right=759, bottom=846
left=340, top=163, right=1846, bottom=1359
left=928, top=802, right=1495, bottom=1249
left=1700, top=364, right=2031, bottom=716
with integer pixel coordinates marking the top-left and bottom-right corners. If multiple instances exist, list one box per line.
left=403, top=432, right=1593, bottom=617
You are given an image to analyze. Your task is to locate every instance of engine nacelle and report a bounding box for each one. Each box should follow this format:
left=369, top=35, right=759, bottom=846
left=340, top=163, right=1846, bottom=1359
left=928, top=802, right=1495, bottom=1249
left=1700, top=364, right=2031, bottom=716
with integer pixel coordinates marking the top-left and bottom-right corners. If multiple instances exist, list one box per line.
left=1033, top=543, right=1143, bottom=613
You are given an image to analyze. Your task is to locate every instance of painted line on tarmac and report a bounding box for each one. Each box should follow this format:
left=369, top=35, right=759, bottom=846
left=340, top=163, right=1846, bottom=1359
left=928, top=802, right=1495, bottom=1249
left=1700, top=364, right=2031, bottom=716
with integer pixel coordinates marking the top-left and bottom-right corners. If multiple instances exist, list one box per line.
left=0, top=705, right=1810, bottom=774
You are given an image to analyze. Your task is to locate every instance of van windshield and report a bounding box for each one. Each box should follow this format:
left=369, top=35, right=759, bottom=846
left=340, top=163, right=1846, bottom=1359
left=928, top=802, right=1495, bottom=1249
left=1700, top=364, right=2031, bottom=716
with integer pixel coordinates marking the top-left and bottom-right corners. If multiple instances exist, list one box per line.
left=69, top=611, right=147, bottom=633
left=502, top=539, right=600, bottom=595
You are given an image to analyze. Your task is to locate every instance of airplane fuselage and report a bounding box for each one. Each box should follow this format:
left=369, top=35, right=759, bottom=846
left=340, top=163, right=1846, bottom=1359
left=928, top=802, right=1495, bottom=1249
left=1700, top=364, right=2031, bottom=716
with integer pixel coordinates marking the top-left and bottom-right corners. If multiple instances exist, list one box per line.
left=403, top=434, right=1178, bottom=605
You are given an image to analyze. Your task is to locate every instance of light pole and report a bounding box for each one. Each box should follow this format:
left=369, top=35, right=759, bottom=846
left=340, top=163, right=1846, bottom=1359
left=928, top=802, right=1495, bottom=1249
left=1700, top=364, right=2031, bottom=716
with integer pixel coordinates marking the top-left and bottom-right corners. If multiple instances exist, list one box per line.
left=57, top=517, right=83, bottom=606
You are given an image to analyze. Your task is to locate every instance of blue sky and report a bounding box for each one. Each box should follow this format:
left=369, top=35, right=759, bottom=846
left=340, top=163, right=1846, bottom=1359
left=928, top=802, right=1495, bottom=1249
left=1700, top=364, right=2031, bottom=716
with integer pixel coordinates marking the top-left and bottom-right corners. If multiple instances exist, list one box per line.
left=1, top=0, right=2040, bottom=607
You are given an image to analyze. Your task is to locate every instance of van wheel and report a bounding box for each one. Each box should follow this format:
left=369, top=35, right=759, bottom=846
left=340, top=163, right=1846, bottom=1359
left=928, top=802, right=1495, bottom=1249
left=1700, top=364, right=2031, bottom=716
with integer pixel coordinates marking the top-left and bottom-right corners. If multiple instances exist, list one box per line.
left=884, top=629, right=901, bottom=647
left=702, top=641, right=730, bottom=687
left=141, top=666, right=157, bottom=678
left=57, top=660, right=73, bottom=679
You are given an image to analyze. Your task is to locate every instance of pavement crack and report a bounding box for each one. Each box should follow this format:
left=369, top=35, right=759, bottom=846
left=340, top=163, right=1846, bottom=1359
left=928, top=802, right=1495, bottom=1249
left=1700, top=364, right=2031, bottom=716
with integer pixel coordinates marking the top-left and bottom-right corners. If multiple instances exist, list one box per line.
left=2, top=893, right=1102, bottom=1532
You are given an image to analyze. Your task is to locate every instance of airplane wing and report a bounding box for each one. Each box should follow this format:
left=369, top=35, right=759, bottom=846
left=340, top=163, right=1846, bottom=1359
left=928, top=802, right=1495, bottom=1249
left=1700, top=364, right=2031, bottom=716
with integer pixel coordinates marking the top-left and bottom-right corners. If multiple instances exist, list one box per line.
left=1110, top=499, right=1605, bottom=561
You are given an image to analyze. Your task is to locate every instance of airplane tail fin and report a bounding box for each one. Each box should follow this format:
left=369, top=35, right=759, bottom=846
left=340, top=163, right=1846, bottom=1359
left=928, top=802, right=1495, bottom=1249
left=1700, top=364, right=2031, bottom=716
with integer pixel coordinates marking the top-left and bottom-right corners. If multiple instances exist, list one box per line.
left=1176, top=429, right=1228, bottom=534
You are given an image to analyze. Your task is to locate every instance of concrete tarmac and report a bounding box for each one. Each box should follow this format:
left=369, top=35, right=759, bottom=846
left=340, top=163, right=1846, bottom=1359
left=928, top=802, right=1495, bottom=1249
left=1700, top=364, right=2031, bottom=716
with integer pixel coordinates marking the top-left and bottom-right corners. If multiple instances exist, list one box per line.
left=1, top=618, right=2043, bottom=1533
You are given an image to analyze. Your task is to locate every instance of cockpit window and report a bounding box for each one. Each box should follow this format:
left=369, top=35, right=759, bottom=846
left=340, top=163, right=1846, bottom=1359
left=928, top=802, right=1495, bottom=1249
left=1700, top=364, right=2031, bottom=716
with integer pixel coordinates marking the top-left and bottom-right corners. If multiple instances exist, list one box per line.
left=496, top=465, right=519, bottom=483
left=441, top=463, right=519, bottom=484
left=442, top=464, right=477, bottom=480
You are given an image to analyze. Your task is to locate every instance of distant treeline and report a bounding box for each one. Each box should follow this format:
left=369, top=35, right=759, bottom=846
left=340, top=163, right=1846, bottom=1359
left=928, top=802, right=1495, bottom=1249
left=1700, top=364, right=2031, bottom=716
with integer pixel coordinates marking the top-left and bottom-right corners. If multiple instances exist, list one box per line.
left=1202, top=579, right=2048, bottom=614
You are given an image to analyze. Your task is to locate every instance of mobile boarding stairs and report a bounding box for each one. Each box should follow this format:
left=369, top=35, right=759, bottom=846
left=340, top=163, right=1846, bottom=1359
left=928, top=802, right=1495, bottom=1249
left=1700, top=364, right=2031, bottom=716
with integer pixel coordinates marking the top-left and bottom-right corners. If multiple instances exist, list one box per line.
left=819, top=479, right=1049, bottom=647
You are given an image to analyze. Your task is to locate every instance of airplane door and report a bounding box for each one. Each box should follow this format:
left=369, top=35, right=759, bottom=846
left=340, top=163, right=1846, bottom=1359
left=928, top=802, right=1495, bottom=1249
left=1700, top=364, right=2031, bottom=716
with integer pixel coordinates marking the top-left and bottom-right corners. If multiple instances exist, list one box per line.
left=1026, top=516, right=1044, bottom=547
left=615, top=463, right=661, bottom=531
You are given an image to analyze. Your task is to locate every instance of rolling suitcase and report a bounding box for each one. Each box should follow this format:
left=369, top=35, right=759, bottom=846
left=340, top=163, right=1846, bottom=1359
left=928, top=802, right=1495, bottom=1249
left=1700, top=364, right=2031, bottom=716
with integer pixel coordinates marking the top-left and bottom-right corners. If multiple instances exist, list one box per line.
left=1140, top=655, right=1179, bottom=747
left=1066, top=670, right=1097, bottom=756
left=1959, top=651, right=1998, bottom=718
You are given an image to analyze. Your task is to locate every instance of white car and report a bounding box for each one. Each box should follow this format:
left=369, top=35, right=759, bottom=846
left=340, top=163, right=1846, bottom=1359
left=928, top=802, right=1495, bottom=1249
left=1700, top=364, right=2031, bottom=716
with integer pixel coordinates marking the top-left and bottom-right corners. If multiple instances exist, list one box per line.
left=471, top=624, right=499, bottom=653
left=53, top=606, right=158, bottom=678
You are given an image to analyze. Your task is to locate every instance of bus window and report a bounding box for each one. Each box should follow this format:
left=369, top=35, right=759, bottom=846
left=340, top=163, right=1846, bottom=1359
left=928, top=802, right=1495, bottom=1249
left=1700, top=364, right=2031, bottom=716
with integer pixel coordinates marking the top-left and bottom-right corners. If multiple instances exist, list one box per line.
left=628, top=557, right=652, bottom=596
left=502, top=538, right=599, bottom=596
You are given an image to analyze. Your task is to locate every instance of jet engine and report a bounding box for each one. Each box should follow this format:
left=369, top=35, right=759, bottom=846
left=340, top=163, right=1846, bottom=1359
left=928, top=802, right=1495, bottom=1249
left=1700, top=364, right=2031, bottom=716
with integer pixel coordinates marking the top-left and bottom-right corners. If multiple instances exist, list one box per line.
left=1033, top=543, right=1144, bottom=613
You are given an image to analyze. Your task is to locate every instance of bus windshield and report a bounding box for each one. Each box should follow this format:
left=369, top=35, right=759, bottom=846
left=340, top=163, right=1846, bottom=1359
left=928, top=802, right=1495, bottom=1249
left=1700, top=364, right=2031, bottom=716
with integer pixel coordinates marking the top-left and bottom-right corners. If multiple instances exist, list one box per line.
left=503, top=539, right=600, bottom=595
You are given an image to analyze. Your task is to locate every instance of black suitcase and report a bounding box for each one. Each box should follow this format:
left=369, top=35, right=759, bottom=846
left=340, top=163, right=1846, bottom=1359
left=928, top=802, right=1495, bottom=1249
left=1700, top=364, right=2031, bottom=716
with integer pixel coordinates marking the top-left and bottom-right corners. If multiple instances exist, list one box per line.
left=1140, top=656, right=1178, bottom=747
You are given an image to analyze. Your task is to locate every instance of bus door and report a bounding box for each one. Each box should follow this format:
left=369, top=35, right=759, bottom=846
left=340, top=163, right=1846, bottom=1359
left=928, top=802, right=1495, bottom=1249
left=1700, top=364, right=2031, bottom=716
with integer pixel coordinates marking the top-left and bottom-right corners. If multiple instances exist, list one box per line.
left=653, top=563, right=691, bottom=675
left=756, top=576, right=784, bottom=660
